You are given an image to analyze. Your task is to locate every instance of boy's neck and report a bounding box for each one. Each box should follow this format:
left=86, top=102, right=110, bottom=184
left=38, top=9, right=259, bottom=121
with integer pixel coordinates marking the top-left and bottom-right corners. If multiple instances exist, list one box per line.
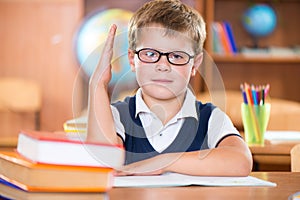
left=142, top=90, right=186, bottom=125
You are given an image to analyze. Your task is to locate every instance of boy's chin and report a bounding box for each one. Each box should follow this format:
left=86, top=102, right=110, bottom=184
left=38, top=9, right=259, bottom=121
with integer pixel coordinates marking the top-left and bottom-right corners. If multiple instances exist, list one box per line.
left=141, top=85, right=186, bottom=101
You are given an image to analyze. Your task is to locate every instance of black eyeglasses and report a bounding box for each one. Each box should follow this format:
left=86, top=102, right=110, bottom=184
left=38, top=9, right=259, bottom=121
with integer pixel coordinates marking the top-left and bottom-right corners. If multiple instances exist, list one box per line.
left=134, top=48, right=194, bottom=66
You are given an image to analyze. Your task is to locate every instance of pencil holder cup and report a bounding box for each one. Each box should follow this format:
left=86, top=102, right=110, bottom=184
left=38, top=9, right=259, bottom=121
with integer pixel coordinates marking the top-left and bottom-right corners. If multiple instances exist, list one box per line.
left=241, top=103, right=271, bottom=146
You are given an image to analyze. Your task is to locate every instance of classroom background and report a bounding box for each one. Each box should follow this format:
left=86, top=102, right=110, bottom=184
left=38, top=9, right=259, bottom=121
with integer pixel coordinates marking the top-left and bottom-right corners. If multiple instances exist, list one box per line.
left=1, top=0, right=300, bottom=171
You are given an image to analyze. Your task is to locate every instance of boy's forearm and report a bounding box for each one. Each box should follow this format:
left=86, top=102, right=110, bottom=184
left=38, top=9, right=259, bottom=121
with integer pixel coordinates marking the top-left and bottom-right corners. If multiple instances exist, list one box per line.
left=86, top=25, right=119, bottom=145
left=165, top=146, right=252, bottom=177
left=118, top=137, right=252, bottom=177
left=86, top=84, right=119, bottom=145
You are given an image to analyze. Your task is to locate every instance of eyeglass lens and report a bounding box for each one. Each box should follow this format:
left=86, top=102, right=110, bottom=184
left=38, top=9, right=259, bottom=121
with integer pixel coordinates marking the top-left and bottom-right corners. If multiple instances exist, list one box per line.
left=136, top=48, right=192, bottom=65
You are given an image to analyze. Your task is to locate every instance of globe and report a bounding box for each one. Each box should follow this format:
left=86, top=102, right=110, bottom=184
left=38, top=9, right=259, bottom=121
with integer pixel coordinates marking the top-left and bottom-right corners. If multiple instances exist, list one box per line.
left=242, top=4, right=277, bottom=37
left=74, top=8, right=136, bottom=89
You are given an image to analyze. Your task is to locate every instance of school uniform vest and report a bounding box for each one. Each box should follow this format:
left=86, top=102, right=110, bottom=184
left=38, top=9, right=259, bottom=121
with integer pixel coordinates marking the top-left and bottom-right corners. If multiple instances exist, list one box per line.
left=112, top=96, right=216, bottom=165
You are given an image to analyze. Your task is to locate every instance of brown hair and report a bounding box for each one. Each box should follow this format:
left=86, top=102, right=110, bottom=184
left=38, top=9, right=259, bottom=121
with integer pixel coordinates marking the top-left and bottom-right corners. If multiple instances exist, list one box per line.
left=128, top=0, right=206, bottom=54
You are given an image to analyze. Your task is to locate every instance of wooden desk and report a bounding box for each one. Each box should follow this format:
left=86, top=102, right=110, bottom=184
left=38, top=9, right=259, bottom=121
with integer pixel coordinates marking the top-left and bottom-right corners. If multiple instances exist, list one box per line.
left=1, top=140, right=296, bottom=171
left=108, top=172, right=300, bottom=200
left=250, top=140, right=298, bottom=171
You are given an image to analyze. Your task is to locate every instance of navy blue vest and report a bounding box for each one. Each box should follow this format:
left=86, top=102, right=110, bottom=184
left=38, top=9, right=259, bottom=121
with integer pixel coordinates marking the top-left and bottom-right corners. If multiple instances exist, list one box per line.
left=112, top=96, right=216, bottom=164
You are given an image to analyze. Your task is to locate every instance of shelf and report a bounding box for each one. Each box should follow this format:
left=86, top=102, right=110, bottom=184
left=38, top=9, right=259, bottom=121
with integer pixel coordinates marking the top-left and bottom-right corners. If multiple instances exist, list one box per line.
left=211, top=54, right=300, bottom=63
left=195, top=0, right=300, bottom=102
left=204, top=0, right=300, bottom=55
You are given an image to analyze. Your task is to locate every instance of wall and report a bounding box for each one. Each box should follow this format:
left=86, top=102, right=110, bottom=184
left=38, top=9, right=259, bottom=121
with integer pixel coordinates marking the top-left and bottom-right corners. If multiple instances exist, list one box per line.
left=0, top=0, right=84, bottom=135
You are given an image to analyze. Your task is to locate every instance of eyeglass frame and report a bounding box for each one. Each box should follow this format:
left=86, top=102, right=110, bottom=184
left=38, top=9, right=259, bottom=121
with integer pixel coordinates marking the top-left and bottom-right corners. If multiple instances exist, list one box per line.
left=133, top=48, right=195, bottom=66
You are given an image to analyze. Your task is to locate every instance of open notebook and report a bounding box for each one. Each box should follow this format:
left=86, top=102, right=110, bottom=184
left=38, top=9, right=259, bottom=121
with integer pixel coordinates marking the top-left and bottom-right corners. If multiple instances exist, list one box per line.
left=114, top=172, right=276, bottom=187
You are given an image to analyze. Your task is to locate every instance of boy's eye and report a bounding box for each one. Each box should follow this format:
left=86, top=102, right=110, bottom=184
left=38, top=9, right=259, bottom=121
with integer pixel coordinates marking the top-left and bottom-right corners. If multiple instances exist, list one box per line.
left=170, top=53, right=183, bottom=59
left=169, top=52, right=187, bottom=61
left=144, top=50, right=157, bottom=58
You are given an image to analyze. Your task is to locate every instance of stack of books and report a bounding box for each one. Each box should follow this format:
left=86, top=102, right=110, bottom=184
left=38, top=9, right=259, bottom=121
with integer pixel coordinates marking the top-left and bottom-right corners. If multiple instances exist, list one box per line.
left=211, top=21, right=238, bottom=55
left=63, top=116, right=87, bottom=133
left=0, top=130, right=124, bottom=199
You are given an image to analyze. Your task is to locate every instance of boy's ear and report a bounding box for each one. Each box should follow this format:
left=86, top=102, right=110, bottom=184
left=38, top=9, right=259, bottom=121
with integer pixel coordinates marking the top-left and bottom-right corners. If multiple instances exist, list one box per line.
left=128, top=49, right=136, bottom=72
left=191, top=52, right=203, bottom=76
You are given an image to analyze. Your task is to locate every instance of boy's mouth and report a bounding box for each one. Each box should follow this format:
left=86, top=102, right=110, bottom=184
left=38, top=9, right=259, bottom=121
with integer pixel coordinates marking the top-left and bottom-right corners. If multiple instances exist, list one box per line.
left=152, top=79, right=173, bottom=84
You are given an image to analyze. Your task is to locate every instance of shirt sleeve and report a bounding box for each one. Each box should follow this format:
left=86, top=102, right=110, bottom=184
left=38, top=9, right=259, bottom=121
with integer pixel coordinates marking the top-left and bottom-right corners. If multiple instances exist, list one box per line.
left=207, top=108, right=240, bottom=148
left=110, top=105, right=126, bottom=141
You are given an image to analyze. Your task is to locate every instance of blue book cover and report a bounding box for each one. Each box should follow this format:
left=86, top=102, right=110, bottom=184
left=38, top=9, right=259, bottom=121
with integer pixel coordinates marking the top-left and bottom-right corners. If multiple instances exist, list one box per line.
left=222, top=21, right=238, bottom=53
left=0, top=178, right=25, bottom=200
left=0, top=177, right=23, bottom=190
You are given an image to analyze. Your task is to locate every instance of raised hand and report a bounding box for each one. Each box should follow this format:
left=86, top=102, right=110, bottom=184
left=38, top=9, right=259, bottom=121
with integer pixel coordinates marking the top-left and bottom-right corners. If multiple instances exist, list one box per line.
left=89, top=24, right=117, bottom=90
left=87, top=24, right=122, bottom=146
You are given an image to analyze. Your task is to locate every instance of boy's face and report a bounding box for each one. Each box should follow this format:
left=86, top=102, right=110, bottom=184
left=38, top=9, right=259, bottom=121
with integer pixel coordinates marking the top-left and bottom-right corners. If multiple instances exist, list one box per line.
left=128, top=25, right=202, bottom=101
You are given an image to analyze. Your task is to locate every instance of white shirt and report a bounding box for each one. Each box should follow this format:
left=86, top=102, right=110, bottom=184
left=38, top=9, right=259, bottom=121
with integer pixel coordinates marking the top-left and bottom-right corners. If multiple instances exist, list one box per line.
left=111, top=88, right=239, bottom=153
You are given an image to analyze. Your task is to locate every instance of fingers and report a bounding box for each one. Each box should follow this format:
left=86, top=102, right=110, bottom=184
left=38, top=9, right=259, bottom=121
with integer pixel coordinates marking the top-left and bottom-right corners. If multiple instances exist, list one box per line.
left=114, top=169, right=163, bottom=176
left=90, top=24, right=117, bottom=86
left=114, top=161, right=164, bottom=176
left=102, top=24, right=117, bottom=61
left=100, top=24, right=117, bottom=66
left=114, top=170, right=134, bottom=176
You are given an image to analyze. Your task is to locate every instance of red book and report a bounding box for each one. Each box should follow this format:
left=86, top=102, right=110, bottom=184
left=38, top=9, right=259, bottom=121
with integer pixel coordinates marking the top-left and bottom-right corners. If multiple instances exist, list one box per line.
left=17, top=130, right=124, bottom=168
left=215, top=22, right=232, bottom=54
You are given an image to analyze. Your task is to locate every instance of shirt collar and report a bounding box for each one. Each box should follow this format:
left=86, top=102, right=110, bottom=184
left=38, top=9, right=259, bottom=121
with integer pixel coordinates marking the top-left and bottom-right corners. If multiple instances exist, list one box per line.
left=135, top=88, right=151, bottom=117
left=135, top=88, right=198, bottom=120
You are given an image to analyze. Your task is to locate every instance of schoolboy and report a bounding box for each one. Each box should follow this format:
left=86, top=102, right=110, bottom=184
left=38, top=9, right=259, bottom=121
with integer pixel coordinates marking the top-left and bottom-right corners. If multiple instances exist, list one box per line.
left=87, top=0, right=253, bottom=176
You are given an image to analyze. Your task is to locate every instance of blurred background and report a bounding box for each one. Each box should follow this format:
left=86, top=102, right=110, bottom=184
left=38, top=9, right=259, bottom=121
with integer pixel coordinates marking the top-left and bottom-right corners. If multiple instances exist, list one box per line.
left=0, top=0, right=299, bottom=149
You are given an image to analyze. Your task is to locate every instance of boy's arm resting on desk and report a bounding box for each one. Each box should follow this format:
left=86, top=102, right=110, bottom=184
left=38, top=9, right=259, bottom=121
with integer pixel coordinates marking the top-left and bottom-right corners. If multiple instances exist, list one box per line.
left=117, top=135, right=253, bottom=177
left=166, top=135, right=253, bottom=176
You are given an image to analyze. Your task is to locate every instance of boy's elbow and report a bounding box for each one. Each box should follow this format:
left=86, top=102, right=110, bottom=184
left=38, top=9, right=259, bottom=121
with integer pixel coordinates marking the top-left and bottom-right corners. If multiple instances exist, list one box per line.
left=235, top=141, right=253, bottom=176
left=225, top=148, right=253, bottom=177
left=235, top=154, right=253, bottom=176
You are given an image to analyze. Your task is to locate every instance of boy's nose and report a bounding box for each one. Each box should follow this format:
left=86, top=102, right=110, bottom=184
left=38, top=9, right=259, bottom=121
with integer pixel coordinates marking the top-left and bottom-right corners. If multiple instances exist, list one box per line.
left=155, top=56, right=171, bottom=72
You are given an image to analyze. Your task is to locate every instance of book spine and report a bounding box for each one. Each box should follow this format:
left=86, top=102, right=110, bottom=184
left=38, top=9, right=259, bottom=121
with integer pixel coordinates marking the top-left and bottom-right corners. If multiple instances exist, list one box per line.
left=211, top=22, right=224, bottom=54
left=215, top=21, right=232, bottom=54
left=222, top=21, right=238, bottom=54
